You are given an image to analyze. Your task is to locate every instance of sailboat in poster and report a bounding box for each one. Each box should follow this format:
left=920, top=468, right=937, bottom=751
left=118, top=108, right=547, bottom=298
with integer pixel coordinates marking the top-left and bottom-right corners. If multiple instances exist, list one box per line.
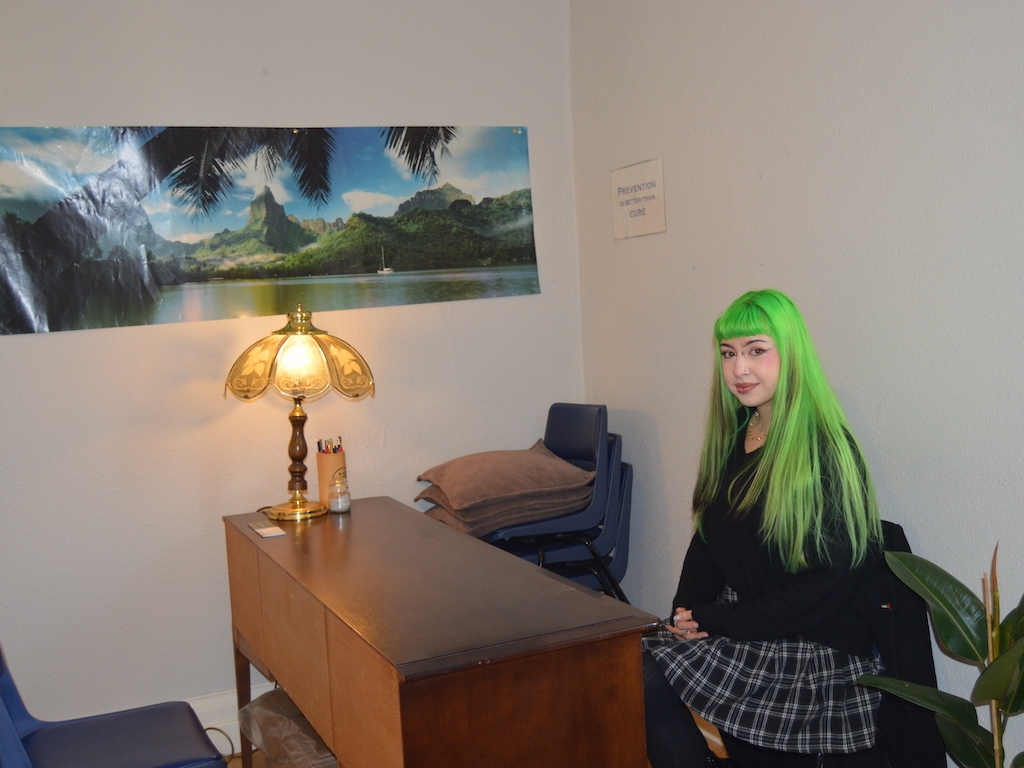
left=378, top=246, right=394, bottom=274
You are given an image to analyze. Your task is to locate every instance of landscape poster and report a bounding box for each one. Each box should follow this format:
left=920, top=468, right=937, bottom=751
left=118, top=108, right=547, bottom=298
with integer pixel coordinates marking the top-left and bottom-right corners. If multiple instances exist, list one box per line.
left=0, top=126, right=537, bottom=335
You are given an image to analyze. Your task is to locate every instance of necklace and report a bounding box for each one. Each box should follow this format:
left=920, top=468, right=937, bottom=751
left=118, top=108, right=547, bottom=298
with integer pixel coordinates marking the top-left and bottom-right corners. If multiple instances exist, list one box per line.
left=747, top=410, right=766, bottom=442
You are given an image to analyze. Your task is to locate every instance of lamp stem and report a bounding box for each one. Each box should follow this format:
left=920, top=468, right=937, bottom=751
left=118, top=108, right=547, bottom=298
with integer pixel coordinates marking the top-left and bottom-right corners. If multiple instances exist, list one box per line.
left=269, top=396, right=327, bottom=521
left=287, top=397, right=310, bottom=494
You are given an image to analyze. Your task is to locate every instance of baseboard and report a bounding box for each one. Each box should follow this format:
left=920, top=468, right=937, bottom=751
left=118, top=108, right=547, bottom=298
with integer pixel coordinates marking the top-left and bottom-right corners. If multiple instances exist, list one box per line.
left=188, top=682, right=276, bottom=756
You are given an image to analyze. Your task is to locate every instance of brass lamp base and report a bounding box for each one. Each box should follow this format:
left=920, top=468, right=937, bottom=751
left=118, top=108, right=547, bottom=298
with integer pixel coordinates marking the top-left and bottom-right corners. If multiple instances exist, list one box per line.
left=269, top=493, right=328, bottom=522
left=266, top=397, right=327, bottom=522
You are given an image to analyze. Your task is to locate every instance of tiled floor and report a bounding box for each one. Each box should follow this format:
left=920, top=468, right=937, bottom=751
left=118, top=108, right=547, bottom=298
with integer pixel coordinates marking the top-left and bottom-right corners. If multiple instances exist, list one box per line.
left=226, top=752, right=266, bottom=768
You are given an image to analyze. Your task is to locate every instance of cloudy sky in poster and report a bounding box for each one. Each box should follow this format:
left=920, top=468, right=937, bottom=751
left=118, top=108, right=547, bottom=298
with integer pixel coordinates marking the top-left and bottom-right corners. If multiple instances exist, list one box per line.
left=0, top=126, right=531, bottom=244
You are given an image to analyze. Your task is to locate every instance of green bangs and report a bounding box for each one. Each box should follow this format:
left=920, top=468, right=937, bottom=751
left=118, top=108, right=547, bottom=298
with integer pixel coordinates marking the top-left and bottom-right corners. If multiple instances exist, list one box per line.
left=713, top=292, right=775, bottom=343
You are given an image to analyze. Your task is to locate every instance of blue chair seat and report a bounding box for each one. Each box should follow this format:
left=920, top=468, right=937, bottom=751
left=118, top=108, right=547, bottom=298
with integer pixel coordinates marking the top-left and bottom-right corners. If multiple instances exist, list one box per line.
left=22, top=701, right=224, bottom=768
left=1, top=642, right=225, bottom=768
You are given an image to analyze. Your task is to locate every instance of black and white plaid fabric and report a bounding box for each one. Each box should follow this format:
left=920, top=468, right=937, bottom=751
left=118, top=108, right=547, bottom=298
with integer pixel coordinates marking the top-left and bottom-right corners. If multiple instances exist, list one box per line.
left=644, top=625, right=883, bottom=754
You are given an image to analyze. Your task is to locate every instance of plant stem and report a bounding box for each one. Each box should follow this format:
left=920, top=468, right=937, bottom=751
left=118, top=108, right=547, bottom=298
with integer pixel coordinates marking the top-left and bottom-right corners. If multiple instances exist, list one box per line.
left=985, top=564, right=1003, bottom=768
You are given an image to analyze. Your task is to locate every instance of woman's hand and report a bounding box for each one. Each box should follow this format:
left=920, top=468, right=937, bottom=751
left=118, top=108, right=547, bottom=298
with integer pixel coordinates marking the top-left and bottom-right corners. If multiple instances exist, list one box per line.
left=667, top=608, right=708, bottom=641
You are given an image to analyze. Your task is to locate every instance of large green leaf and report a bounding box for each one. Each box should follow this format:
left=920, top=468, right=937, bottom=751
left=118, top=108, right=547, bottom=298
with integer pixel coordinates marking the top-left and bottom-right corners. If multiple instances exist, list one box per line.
left=974, top=638, right=1024, bottom=709
left=858, top=675, right=981, bottom=727
left=859, top=675, right=992, bottom=768
left=1003, top=605, right=1023, bottom=653
left=885, top=551, right=988, bottom=667
left=1011, top=751, right=1024, bottom=768
left=935, top=713, right=994, bottom=768
left=1003, top=606, right=1024, bottom=714
left=1001, top=591, right=1024, bottom=652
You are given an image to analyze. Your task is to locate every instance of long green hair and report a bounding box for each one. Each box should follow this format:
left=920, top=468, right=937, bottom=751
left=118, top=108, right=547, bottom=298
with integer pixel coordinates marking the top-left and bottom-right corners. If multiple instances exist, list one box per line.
left=692, top=289, right=881, bottom=572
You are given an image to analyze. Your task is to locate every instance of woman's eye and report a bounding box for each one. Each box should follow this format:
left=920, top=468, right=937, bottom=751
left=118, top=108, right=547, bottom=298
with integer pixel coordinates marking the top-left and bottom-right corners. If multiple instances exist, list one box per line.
left=720, top=350, right=734, bottom=359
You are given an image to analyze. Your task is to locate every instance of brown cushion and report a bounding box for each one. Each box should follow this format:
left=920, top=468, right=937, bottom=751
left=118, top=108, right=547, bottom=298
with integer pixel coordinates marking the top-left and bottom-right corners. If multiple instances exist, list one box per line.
left=414, top=482, right=587, bottom=516
left=416, top=439, right=595, bottom=510
left=424, top=485, right=594, bottom=537
left=419, top=483, right=594, bottom=536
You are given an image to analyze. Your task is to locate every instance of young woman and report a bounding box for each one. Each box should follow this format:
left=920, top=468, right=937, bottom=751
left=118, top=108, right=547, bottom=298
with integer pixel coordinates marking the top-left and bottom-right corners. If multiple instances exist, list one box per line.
left=643, top=289, right=885, bottom=768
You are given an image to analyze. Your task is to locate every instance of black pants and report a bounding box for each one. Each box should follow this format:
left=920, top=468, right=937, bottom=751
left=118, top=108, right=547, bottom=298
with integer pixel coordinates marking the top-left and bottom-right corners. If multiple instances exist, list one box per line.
left=720, top=734, right=886, bottom=768
left=642, top=651, right=887, bottom=768
left=643, top=650, right=712, bottom=767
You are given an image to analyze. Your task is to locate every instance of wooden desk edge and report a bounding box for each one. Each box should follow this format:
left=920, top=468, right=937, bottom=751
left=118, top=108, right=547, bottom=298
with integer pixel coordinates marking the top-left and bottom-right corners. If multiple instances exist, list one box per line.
left=396, top=614, right=660, bottom=681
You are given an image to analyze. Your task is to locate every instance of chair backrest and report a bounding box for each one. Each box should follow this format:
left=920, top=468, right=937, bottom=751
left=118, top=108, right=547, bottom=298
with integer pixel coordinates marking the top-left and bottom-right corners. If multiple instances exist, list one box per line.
left=0, top=645, right=36, bottom=768
left=606, top=462, right=634, bottom=583
left=864, top=521, right=946, bottom=768
left=543, top=403, right=608, bottom=471
left=569, top=433, right=623, bottom=555
left=603, top=434, right=623, bottom=528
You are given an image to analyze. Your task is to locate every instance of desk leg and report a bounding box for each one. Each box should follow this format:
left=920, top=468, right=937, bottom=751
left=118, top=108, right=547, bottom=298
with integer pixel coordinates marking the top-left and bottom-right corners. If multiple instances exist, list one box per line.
left=234, top=642, right=253, bottom=768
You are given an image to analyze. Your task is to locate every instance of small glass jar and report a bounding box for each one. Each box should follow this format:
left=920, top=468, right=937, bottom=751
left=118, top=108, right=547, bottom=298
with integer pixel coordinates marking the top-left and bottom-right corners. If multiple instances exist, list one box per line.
left=328, top=480, right=351, bottom=513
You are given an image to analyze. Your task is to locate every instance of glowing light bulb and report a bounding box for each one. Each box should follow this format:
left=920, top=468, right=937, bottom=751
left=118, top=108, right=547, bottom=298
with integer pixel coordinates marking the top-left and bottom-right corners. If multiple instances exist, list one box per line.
left=273, top=336, right=329, bottom=398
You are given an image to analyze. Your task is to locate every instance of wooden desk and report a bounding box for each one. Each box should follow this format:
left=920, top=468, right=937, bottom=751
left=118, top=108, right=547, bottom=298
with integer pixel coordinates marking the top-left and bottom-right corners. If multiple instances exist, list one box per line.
left=225, top=496, right=658, bottom=768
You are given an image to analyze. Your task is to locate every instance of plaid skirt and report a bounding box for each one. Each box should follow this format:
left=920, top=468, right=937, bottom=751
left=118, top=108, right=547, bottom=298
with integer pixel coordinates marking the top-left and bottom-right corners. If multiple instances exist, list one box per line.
left=644, top=626, right=883, bottom=754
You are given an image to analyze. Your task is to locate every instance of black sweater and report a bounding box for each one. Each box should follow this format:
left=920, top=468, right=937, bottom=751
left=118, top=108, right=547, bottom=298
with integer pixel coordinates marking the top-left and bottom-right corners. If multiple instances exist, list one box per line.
left=674, top=437, right=876, bottom=658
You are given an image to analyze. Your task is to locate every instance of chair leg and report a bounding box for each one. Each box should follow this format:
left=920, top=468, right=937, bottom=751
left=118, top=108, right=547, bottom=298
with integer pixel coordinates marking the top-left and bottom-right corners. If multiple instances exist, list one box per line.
left=557, top=535, right=629, bottom=603
left=530, top=538, right=546, bottom=567
left=499, top=535, right=629, bottom=603
left=556, top=560, right=629, bottom=603
left=577, top=539, right=629, bottom=603
left=600, top=564, right=629, bottom=603
left=598, top=571, right=629, bottom=603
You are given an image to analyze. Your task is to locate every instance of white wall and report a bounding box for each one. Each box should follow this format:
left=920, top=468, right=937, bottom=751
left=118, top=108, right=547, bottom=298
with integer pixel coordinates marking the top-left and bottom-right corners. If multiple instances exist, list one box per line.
left=0, top=0, right=583, bottom=720
left=8, top=0, right=1021, bottom=757
left=571, top=0, right=1024, bottom=759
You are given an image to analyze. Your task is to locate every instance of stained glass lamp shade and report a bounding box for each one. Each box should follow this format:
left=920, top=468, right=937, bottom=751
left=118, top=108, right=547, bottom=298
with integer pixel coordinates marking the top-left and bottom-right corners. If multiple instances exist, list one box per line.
left=225, top=305, right=374, bottom=521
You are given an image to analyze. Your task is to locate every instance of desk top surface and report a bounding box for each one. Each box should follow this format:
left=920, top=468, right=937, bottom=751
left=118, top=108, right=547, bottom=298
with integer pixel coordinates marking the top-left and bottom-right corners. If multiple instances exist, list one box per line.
left=225, top=496, right=658, bottom=679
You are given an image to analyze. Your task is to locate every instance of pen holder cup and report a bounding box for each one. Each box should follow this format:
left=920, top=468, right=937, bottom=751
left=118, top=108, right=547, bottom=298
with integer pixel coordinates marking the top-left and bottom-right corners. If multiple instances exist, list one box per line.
left=316, top=452, right=348, bottom=508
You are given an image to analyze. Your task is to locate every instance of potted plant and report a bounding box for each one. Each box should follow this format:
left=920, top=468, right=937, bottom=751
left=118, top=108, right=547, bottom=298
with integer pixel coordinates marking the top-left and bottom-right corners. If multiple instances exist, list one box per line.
left=859, top=547, right=1024, bottom=768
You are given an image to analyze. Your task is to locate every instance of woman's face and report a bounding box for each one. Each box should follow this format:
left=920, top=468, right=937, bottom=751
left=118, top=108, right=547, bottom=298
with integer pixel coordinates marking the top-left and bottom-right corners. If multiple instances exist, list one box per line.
left=720, top=335, right=780, bottom=413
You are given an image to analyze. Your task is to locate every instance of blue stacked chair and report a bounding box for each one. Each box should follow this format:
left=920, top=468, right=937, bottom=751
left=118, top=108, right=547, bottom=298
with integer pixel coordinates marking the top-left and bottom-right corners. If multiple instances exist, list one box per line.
left=485, top=403, right=635, bottom=602
left=0, top=641, right=225, bottom=768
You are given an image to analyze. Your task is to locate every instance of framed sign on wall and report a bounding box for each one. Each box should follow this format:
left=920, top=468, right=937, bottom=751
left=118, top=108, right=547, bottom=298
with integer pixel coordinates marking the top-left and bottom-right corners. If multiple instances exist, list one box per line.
left=610, top=158, right=666, bottom=240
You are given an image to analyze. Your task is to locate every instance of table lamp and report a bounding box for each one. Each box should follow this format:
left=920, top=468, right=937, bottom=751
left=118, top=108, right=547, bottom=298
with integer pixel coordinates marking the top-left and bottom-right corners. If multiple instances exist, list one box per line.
left=225, top=305, right=374, bottom=521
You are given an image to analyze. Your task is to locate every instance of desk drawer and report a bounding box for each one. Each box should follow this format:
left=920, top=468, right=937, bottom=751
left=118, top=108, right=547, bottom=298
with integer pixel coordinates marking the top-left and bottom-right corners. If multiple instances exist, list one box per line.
left=326, top=612, right=404, bottom=768
left=225, top=524, right=263, bottom=659
left=259, top=553, right=332, bottom=745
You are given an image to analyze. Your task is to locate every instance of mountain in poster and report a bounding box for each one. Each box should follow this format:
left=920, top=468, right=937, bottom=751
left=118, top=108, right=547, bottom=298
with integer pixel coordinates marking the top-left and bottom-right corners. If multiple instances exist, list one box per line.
left=395, top=182, right=474, bottom=215
left=0, top=195, right=194, bottom=262
left=185, top=187, right=318, bottom=268
left=164, top=184, right=535, bottom=281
